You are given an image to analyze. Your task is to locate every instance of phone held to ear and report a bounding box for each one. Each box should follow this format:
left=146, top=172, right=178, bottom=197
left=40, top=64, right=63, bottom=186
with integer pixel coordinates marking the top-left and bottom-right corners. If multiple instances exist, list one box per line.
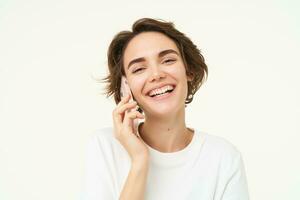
left=120, top=76, right=140, bottom=134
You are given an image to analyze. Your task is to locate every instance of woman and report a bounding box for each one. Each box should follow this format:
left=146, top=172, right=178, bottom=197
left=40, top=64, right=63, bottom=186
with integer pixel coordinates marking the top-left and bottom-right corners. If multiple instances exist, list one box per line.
left=83, top=18, right=250, bottom=200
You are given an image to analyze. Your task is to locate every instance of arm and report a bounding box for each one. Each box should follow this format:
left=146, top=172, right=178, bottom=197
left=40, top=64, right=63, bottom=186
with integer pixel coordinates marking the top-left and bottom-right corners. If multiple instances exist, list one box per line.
left=119, top=159, right=149, bottom=200
left=113, top=94, right=150, bottom=199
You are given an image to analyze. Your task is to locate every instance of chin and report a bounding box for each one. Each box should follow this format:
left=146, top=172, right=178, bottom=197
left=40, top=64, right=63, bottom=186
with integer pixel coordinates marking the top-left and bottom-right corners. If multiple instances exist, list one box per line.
left=146, top=102, right=184, bottom=117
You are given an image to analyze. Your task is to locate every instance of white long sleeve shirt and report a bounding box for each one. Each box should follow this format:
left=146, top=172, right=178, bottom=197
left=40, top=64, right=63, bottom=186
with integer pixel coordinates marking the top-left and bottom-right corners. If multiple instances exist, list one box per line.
left=82, top=125, right=250, bottom=200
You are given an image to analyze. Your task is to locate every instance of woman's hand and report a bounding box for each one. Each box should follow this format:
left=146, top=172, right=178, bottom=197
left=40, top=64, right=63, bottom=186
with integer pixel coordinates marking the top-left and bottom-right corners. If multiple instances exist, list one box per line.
left=112, top=94, right=149, bottom=163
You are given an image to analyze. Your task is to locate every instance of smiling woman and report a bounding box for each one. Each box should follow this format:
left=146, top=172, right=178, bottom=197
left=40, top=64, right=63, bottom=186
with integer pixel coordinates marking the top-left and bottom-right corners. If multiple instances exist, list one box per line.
left=82, top=18, right=250, bottom=200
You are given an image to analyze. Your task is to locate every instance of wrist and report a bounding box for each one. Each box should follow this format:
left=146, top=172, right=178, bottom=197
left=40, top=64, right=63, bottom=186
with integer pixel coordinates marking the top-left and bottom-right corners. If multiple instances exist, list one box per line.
left=132, top=157, right=149, bottom=170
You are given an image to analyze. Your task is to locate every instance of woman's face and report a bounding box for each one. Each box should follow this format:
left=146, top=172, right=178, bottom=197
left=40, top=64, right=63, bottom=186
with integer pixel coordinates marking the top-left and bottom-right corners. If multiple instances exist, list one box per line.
left=123, top=31, right=191, bottom=117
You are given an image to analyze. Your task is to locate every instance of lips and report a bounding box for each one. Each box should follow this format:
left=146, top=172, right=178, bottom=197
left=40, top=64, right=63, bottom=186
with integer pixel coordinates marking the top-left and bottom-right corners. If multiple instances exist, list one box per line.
left=149, top=85, right=174, bottom=97
left=146, top=83, right=176, bottom=97
left=148, top=86, right=176, bottom=100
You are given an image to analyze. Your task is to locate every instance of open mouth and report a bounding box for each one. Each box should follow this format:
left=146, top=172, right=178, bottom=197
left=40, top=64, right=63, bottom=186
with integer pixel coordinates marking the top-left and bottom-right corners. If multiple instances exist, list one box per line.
left=147, top=85, right=176, bottom=99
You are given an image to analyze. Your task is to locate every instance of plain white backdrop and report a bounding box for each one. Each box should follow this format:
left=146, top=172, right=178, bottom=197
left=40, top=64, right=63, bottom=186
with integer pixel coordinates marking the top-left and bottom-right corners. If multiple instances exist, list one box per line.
left=0, top=0, right=299, bottom=199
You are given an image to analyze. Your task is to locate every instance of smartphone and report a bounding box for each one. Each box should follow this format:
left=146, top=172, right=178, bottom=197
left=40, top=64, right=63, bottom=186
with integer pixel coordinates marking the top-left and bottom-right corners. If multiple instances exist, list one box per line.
left=120, top=76, right=140, bottom=134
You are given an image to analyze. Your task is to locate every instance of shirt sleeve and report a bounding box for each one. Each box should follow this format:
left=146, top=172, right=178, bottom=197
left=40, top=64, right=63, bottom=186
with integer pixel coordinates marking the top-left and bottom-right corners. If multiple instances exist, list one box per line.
left=81, top=134, right=115, bottom=200
left=222, top=151, right=250, bottom=200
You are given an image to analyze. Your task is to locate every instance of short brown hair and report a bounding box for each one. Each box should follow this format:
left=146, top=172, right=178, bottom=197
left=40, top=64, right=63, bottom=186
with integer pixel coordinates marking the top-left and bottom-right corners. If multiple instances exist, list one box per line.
left=100, top=18, right=208, bottom=106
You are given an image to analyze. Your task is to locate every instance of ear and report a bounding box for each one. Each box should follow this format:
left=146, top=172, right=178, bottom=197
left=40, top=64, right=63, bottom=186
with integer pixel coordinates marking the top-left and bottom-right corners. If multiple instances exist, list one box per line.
left=187, top=74, right=193, bottom=82
left=186, top=70, right=194, bottom=82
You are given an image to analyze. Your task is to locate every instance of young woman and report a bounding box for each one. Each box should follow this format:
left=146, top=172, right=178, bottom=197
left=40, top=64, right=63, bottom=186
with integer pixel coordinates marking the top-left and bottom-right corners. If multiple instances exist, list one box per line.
left=83, top=18, right=250, bottom=200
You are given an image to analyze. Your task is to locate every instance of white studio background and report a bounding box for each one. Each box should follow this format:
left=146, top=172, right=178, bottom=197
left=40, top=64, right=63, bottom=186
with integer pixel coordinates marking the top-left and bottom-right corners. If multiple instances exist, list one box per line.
left=0, top=0, right=299, bottom=199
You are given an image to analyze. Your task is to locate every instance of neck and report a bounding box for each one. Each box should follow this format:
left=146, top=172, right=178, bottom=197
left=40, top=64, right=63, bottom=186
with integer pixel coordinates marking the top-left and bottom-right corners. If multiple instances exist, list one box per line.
left=138, top=107, right=194, bottom=153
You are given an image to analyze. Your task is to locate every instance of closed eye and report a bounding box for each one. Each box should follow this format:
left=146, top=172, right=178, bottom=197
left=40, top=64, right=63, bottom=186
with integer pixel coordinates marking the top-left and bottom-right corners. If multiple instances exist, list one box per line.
left=132, top=59, right=176, bottom=73
left=163, top=59, right=176, bottom=64
left=132, top=68, right=145, bottom=73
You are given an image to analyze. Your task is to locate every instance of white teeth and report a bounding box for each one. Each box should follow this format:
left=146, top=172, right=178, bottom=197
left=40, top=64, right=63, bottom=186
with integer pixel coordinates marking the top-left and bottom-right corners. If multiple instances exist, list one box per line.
left=149, top=85, right=174, bottom=97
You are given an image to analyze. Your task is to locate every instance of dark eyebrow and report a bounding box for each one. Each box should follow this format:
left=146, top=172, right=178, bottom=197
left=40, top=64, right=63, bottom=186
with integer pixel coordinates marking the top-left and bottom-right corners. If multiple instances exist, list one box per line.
left=158, top=49, right=179, bottom=58
left=127, top=49, right=179, bottom=70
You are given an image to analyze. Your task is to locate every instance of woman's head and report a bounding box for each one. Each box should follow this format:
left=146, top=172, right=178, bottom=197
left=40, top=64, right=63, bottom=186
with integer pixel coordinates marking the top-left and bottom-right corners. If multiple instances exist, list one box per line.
left=102, top=18, right=208, bottom=114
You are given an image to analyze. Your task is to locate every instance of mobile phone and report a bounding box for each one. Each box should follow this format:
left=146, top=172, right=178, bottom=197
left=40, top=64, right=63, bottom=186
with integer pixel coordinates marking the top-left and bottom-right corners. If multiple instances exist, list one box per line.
left=120, top=76, right=139, bottom=134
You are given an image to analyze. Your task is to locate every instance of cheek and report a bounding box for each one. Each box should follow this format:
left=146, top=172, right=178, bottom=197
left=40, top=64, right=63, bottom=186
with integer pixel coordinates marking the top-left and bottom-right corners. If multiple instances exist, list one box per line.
left=129, top=76, right=147, bottom=96
left=167, top=63, right=186, bottom=79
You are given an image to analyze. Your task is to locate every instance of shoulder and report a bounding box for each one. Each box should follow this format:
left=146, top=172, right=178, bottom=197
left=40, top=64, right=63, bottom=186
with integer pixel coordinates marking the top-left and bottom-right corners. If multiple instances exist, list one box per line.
left=89, top=126, right=114, bottom=138
left=87, top=126, right=116, bottom=144
left=85, top=126, right=121, bottom=154
left=197, top=130, right=243, bottom=167
left=197, top=131, right=249, bottom=198
left=201, top=131, right=241, bottom=154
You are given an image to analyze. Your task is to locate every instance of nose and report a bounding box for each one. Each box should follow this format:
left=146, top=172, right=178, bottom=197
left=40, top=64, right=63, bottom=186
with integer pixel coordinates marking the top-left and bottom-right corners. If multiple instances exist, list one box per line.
left=149, top=65, right=166, bottom=82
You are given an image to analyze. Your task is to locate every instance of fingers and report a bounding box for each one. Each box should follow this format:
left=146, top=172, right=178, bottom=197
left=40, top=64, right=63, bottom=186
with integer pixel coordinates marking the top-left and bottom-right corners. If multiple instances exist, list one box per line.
left=123, top=110, right=144, bottom=130
left=119, top=101, right=138, bottom=114
left=112, top=96, right=144, bottom=138
left=113, top=94, right=141, bottom=131
left=113, top=100, right=138, bottom=124
left=118, top=94, right=131, bottom=106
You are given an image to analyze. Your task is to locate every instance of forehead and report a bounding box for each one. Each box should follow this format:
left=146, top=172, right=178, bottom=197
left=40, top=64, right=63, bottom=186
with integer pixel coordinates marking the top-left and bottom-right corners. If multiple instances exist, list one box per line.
left=123, top=32, right=179, bottom=64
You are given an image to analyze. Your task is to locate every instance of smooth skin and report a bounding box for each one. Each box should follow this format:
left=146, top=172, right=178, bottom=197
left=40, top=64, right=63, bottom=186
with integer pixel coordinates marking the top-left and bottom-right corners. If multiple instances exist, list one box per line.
left=123, top=31, right=194, bottom=153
